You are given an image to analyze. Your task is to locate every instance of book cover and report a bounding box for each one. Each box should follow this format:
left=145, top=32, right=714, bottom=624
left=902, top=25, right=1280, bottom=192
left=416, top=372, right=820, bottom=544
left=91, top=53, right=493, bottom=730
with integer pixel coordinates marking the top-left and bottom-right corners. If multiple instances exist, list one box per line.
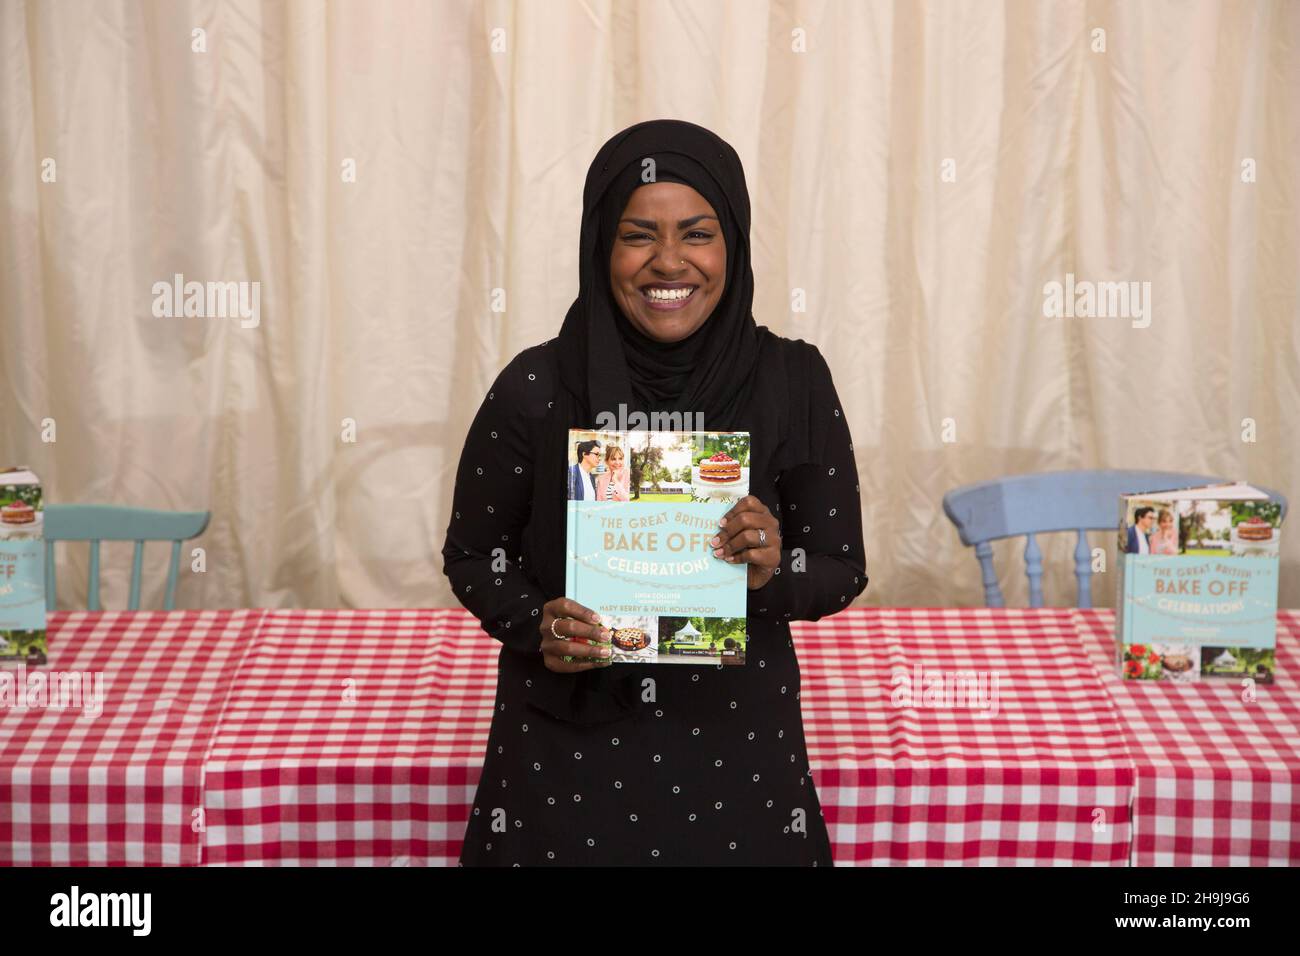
left=0, top=467, right=47, bottom=666
left=565, top=429, right=749, bottom=664
left=1115, top=482, right=1281, bottom=684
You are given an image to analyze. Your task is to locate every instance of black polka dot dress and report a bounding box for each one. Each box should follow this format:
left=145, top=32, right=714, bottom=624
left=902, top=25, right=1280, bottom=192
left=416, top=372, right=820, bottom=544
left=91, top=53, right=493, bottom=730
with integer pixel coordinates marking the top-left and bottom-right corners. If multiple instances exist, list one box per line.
left=442, top=329, right=867, bottom=866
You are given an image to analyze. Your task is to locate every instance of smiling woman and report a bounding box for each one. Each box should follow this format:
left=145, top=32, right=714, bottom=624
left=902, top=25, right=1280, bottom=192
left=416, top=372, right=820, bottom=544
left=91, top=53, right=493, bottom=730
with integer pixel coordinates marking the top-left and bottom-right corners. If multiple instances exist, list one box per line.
left=442, top=119, right=867, bottom=866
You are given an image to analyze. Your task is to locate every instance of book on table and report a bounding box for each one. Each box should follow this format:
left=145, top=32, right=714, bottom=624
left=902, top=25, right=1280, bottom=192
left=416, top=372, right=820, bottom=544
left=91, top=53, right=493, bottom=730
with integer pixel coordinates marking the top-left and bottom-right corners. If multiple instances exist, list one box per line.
left=565, top=428, right=749, bottom=665
left=1115, top=481, right=1282, bottom=684
left=0, top=467, right=47, bottom=667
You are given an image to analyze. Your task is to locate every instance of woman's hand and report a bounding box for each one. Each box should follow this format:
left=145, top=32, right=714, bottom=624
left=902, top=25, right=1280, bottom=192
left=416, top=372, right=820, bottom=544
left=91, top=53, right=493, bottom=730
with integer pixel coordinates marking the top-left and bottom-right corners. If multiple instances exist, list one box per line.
left=539, top=597, right=614, bottom=673
left=710, top=494, right=781, bottom=589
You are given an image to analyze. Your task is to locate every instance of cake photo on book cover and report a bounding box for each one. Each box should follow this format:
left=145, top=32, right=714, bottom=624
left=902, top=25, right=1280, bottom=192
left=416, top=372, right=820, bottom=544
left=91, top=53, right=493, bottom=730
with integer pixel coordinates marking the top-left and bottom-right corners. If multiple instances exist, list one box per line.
left=1115, top=482, right=1282, bottom=684
left=0, top=467, right=48, bottom=666
left=697, top=451, right=742, bottom=484
left=565, top=428, right=749, bottom=665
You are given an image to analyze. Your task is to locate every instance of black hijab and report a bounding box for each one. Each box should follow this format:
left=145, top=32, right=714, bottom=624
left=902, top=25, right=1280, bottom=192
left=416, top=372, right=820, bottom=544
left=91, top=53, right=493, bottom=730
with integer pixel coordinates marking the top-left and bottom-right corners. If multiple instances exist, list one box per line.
left=574, top=120, right=760, bottom=423
left=520, top=120, right=773, bottom=725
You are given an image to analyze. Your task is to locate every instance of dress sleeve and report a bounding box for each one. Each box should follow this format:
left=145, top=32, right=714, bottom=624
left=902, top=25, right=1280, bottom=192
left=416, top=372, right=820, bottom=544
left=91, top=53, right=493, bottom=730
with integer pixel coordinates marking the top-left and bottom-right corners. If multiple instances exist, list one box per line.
left=440, top=351, right=549, bottom=657
left=749, top=344, right=868, bottom=622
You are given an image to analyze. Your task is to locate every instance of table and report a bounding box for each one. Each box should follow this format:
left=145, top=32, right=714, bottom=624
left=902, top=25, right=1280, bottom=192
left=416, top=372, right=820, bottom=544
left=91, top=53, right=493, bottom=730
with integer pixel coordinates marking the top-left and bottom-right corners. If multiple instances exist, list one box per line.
left=2, top=608, right=1296, bottom=865
left=202, top=609, right=486, bottom=865
left=1075, top=610, right=1300, bottom=865
left=804, top=607, right=1134, bottom=864
left=0, top=610, right=264, bottom=864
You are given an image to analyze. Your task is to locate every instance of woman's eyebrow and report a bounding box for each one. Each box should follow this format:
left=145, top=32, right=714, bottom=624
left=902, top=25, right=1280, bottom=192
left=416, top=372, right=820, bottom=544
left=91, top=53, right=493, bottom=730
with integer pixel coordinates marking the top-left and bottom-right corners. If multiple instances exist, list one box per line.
left=618, top=215, right=718, bottom=230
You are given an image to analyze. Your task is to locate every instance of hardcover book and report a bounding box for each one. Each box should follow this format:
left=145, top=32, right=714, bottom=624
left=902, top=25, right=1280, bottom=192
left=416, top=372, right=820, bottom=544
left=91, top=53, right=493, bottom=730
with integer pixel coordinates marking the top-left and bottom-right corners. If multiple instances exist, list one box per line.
left=565, top=428, right=749, bottom=664
left=0, top=467, right=47, bottom=667
left=1115, top=481, right=1281, bottom=684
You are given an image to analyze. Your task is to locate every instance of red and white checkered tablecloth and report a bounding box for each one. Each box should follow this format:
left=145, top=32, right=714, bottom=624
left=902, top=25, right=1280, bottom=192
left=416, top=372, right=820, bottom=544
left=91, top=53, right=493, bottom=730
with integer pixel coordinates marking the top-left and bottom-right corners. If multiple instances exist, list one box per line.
left=794, top=607, right=1134, bottom=864
left=1075, top=608, right=1300, bottom=866
left=0, top=609, right=265, bottom=865
left=201, top=609, right=489, bottom=865
left=201, top=607, right=1136, bottom=866
left=6, top=607, right=1298, bottom=866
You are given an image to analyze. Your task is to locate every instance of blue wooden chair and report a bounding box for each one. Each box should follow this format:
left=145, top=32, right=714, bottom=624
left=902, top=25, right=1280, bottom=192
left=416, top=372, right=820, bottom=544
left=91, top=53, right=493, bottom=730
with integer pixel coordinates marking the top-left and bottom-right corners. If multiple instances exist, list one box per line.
left=942, top=470, right=1289, bottom=608
left=43, top=505, right=210, bottom=611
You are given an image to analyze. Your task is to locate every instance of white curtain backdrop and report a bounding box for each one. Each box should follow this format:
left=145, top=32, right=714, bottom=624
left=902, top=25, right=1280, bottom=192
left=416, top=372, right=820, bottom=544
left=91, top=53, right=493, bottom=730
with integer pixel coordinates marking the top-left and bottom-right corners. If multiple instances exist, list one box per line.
left=2, top=0, right=1297, bottom=610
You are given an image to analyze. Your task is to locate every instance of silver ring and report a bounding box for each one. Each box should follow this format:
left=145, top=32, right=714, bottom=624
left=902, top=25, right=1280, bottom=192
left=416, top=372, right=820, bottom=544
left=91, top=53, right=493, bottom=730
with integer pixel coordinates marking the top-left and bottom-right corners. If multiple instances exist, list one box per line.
left=758, top=528, right=767, bottom=546
left=551, top=616, right=568, bottom=640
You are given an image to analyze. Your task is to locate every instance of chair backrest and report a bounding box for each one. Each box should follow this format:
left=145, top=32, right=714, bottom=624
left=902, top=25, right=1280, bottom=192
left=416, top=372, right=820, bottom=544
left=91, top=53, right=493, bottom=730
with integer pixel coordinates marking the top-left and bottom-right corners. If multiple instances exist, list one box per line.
left=942, top=470, right=1289, bottom=608
left=43, top=504, right=210, bottom=611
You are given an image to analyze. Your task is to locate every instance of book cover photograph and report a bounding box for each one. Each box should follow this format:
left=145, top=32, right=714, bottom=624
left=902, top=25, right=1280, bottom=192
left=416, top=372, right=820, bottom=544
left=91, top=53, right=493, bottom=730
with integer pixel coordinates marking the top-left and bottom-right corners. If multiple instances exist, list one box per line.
left=565, top=428, right=749, bottom=665
left=1115, top=482, right=1282, bottom=684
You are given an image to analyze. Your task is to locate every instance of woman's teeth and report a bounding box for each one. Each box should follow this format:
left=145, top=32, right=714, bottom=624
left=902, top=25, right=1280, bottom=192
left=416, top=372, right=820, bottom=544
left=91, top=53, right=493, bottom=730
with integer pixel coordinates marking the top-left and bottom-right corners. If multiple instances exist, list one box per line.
left=643, top=287, right=695, bottom=301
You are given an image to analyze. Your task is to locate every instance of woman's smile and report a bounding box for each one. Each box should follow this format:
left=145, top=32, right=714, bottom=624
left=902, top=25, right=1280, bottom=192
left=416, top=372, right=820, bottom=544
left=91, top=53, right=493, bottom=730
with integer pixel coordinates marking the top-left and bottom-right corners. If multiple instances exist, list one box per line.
left=640, top=282, right=698, bottom=311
